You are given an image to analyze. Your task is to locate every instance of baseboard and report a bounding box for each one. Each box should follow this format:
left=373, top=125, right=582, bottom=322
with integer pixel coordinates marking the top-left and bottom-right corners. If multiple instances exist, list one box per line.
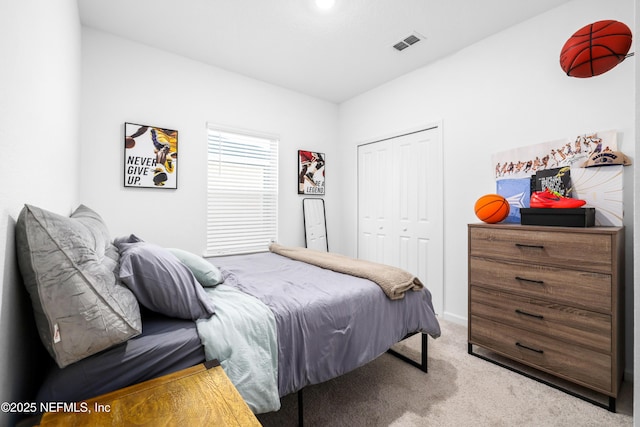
left=442, top=311, right=466, bottom=326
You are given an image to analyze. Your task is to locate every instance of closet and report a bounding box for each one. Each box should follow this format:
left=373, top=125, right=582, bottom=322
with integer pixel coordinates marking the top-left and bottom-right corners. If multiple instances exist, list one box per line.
left=357, top=126, right=443, bottom=314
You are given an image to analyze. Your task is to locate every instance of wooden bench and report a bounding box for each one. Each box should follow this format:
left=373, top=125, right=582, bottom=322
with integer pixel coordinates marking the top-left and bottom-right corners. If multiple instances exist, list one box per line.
left=35, top=360, right=260, bottom=426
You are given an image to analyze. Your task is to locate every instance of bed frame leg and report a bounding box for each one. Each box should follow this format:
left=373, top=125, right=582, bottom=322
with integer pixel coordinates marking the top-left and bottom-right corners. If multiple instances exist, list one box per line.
left=298, top=388, right=304, bottom=427
left=386, top=332, right=428, bottom=372
left=421, top=332, right=428, bottom=372
left=295, top=334, right=426, bottom=426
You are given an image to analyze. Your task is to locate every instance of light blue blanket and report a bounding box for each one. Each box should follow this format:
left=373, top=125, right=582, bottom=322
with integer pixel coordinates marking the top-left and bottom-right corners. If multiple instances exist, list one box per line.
left=196, top=284, right=280, bottom=414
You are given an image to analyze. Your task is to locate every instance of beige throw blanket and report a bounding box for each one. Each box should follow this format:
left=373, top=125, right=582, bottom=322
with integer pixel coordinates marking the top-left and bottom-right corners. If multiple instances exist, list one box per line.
left=269, top=243, right=423, bottom=300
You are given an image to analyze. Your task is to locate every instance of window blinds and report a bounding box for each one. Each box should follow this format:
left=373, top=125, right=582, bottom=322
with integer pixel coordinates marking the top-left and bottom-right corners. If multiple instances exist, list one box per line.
left=206, top=125, right=279, bottom=256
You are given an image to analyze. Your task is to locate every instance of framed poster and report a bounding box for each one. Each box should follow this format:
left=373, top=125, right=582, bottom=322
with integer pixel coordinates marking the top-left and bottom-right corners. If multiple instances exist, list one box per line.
left=298, top=150, right=325, bottom=195
left=124, top=122, right=178, bottom=189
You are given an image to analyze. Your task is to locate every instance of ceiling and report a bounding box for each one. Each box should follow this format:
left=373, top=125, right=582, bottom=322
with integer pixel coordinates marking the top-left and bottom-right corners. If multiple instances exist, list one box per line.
left=78, top=0, right=572, bottom=103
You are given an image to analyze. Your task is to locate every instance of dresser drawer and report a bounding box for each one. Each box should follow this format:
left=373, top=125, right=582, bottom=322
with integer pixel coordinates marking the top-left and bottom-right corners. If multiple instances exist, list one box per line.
left=470, top=286, right=611, bottom=353
left=469, top=257, right=611, bottom=312
left=469, top=227, right=613, bottom=273
left=470, top=316, right=612, bottom=393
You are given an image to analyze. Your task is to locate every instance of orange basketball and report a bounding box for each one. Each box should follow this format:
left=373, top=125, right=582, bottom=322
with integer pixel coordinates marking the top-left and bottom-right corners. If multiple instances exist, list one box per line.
left=474, top=194, right=510, bottom=224
left=560, top=20, right=632, bottom=78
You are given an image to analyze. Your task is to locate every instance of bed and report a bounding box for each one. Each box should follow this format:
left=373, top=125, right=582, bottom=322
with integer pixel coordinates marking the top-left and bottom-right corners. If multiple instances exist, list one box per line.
left=18, top=204, right=441, bottom=421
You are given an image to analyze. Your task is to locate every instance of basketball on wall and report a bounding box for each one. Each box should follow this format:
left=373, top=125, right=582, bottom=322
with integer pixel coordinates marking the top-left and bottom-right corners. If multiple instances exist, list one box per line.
left=560, top=20, right=632, bottom=78
left=474, top=194, right=510, bottom=224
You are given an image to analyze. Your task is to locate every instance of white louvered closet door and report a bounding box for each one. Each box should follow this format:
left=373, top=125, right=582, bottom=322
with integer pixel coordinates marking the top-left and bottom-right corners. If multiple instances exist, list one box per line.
left=357, top=126, right=443, bottom=315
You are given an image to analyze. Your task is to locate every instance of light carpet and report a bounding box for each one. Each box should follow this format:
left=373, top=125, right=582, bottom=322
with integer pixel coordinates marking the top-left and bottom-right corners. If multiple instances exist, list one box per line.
left=256, top=319, right=632, bottom=427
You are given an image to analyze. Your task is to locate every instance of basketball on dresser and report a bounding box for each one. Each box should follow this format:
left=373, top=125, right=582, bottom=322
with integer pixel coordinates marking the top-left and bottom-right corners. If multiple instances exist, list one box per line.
left=474, top=194, right=510, bottom=224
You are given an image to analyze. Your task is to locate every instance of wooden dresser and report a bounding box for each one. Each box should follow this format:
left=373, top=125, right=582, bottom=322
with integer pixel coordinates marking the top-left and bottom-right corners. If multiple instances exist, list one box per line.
left=468, top=223, right=624, bottom=411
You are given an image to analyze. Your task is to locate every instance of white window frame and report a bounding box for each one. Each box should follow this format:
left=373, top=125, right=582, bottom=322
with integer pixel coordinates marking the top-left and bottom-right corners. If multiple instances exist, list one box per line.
left=206, top=123, right=279, bottom=256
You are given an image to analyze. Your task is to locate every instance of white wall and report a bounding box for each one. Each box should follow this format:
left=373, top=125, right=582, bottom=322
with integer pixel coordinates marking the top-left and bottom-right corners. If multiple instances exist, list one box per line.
left=79, top=28, right=339, bottom=255
left=0, top=1, right=81, bottom=425
left=338, top=0, right=635, bottom=371
left=633, top=0, right=639, bottom=422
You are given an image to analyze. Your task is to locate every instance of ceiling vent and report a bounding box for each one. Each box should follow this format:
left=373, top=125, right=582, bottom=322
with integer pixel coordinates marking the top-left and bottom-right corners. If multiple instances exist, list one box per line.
left=393, top=33, right=423, bottom=52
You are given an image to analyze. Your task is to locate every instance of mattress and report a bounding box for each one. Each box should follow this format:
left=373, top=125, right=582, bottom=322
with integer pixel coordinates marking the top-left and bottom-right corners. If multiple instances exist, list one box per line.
left=213, top=251, right=441, bottom=397
left=36, top=309, right=205, bottom=404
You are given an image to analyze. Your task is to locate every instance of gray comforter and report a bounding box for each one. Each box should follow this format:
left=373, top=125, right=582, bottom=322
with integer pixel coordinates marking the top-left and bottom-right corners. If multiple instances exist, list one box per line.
left=212, top=251, right=441, bottom=397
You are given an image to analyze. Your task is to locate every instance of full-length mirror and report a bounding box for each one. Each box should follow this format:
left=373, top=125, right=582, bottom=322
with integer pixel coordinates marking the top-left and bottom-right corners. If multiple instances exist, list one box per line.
left=303, top=198, right=328, bottom=251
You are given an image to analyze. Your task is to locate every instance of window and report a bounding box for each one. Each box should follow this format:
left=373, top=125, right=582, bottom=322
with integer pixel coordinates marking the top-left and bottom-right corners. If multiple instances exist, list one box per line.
left=206, top=124, right=279, bottom=256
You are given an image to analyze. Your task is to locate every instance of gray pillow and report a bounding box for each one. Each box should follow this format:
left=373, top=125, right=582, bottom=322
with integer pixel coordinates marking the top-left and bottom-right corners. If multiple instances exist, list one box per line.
left=15, top=204, right=142, bottom=368
left=118, top=241, right=216, bottom=320
left=167, top=248, right=223, bottom=287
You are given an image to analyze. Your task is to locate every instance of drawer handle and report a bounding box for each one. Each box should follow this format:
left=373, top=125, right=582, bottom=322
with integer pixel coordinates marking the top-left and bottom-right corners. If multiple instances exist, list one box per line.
left=515, top=276, right=544, bottom=285
left=515, top=243, right=544, bottom=249
left=515, top=342, right=544, bottom=354
left=515, top=309, right=544, bottom=320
